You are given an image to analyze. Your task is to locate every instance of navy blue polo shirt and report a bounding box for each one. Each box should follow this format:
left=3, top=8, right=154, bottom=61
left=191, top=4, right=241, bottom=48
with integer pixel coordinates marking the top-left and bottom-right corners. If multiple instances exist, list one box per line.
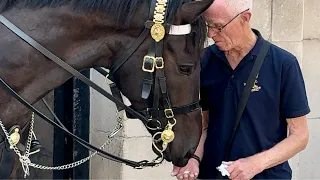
left=198, top=29, right=310, bottom=179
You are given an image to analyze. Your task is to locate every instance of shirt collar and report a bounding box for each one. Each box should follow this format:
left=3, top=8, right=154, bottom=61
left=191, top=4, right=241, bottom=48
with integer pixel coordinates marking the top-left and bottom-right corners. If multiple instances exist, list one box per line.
left=250, top=29, right=265, bottom=57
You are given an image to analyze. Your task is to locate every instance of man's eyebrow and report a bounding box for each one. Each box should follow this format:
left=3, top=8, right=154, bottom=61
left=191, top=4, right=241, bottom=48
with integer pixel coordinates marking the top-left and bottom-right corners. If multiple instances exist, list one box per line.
left=206, top=20, right=215, bottom=25
left=207, top=21, right=223, bottom=27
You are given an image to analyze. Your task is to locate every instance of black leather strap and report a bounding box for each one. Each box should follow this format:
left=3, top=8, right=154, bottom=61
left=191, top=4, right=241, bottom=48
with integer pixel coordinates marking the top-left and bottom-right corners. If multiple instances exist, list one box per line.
left=0, top=77, right=157, bottom=168
left=109, top=29, right=149, bottom=75
left=92, top=68, right=201, bottom=122
left=225, top=41, right=271, bottom=161
left=109, top=0, right=157, bottom=75
left=0, top=0, right=197, bottom=170
left=0, top=14, right=149, bottom=124
left=126, top=101, right=200, bottom=119
left=141, top=42, right=156, bottom=99
left=110, top=83, right=125, bottom=111
left=0, top=0, right=173, bottom=168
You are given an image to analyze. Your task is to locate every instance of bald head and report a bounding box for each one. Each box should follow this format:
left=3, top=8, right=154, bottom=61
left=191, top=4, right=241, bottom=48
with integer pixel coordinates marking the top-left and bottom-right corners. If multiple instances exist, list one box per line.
left=207, top=0, right=252, bottom=17
left=203, top=0, right=255, bottom=52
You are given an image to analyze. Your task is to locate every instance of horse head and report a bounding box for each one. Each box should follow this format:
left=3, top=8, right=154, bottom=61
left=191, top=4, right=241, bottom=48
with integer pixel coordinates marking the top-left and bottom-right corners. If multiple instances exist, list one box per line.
left=0, top=0, right=213, bottom=170
left=109, top=0, right=213, bottom=166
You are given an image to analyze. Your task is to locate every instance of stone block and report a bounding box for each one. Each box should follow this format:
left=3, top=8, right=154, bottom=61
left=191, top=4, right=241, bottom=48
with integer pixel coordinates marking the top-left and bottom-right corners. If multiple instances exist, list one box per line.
left=121, top=137, right=175, bottom=180
left=272, top=41, right=303, bottom=65
left=304, top=0, right=320, bottom=39
left=251, top=0, right=272, bottom=40
left=272, top=0, right=303, bottom=41
left=123, top=118, right=151, bottom=138
left=90, top=70, right=124, bottom=136
left=289, top=153, right=300, bottom=180
left=298, top=119, right=320, bottom=179
left=90, top=70, right=122, bottom=179
left=89, top=131, right=123, bottom=180
left=302, top=40, right=320, bottom=118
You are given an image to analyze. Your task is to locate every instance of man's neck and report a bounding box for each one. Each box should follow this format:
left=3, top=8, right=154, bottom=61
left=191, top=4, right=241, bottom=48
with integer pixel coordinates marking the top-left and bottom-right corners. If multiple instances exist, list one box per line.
left=225, top=30, right=257, bottom=69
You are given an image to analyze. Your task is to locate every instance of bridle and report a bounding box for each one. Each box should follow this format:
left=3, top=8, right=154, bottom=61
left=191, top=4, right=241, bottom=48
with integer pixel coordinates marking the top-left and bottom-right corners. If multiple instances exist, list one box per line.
left=108, top=0, right=201, bottom=152
left=0, top=0, right=201, bottom=175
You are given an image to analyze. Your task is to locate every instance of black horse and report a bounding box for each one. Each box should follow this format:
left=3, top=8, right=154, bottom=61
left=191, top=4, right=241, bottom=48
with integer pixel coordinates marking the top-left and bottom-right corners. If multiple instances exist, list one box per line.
left=0, top=0, right=212, bottom=178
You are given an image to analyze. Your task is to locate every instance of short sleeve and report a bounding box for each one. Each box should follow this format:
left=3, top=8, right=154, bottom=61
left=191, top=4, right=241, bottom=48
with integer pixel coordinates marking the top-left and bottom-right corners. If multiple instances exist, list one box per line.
left=280, top=58, right=310, bottom=118
left=199, top=47, right=214, bottom=111
left=200, top=86, right=210, bottom=111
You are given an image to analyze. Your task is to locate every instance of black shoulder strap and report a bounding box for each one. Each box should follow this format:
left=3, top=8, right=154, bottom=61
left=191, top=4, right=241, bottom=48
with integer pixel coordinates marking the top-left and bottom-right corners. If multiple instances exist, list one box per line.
left=225, top=40, right=271, bottom=161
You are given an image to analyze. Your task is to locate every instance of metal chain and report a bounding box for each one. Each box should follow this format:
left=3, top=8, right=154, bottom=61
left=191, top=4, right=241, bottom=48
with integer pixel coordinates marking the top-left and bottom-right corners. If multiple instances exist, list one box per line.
left=28, top=122, right=122, bottom=170
left=25, top=112, right=35, bottom=156
left=0, top=110, right=125, bottom=174
left=0, top=112, right=35, bottom=177
left=28, top=137, right=113, bottom=170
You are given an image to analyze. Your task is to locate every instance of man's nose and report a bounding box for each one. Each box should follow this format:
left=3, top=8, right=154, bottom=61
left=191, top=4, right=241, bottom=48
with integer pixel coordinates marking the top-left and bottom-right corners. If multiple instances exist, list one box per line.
left=207, top=29, right=217, bottom=38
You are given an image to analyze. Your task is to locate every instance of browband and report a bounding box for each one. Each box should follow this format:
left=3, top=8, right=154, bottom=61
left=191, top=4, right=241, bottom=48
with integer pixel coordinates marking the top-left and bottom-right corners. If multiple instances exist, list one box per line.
left=168, top=24, right=192, bottom=35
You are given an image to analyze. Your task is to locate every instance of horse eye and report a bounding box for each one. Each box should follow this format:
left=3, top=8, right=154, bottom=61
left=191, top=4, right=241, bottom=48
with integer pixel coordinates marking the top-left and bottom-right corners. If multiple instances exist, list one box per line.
left=179, top=65, right=192, bottom=75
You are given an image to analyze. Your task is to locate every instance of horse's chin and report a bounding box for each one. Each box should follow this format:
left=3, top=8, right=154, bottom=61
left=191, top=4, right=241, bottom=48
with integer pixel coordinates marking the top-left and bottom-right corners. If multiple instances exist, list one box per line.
left=152, top=143, right=196, bottom=167
left=170, top=156, right=189, bottom=167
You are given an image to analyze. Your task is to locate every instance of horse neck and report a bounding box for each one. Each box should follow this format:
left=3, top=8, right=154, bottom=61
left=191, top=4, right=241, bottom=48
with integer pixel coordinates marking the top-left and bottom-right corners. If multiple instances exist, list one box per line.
left=0, top=6, right=143, bottom=127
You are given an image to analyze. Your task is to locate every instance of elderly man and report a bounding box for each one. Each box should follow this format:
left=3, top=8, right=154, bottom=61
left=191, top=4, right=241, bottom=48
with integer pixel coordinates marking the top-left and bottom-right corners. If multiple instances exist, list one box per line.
left=171, top=0, right=310, bottom=179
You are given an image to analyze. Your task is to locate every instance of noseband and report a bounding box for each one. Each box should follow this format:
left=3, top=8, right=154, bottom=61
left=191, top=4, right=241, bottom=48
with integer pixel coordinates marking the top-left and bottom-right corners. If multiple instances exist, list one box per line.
left=0, top=0, right=200, bottom=174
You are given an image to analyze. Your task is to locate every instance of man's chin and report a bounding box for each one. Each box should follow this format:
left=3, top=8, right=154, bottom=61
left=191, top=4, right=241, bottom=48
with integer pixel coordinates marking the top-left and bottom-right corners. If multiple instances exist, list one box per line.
left=214, top=42, right=224, bottom=49
left=216, top=45, right=226, bottom=51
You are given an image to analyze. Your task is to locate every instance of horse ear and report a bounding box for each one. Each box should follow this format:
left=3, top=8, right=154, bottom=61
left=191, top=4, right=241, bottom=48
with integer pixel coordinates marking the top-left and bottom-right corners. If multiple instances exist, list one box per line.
left=179, top=0, right=214, bottom=23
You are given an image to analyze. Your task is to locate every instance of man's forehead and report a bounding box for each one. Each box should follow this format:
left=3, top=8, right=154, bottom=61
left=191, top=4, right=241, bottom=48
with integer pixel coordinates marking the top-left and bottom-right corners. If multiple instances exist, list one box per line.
left=204, top=0, right=231, bottom=22
left=204, top=8, right=230, bottom=23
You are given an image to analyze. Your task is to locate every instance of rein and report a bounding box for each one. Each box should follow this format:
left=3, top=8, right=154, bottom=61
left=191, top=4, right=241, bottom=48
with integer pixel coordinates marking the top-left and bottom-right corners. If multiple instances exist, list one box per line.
left=0, top=0, right=200, bottom=176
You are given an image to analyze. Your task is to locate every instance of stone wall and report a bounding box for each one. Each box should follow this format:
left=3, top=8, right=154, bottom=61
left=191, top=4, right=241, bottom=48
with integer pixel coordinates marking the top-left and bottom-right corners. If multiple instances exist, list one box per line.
left=251, top=0, right=320, bottom=179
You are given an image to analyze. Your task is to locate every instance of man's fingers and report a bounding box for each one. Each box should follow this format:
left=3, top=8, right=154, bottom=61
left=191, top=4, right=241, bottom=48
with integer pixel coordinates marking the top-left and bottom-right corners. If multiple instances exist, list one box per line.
left=228, top=165, right=240, bottom=179
left=227, top=162, right=236, bottom=174
left=171, top=166, right=180, bottom=176
left=227, top=162, right=238, bottom=179
left=229, top=171, right=237, bottom=179
left=183, top=173, right=189, bottom=179
left=222, top=161, right=233, bottom=165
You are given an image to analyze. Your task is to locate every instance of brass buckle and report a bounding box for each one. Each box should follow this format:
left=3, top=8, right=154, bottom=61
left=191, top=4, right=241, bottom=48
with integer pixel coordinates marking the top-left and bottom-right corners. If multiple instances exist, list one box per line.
left=142, top=55, right=155, bottom=72
left=155, top=57, right=164, bottom=69
left=164, top=109, right=174, bottom=118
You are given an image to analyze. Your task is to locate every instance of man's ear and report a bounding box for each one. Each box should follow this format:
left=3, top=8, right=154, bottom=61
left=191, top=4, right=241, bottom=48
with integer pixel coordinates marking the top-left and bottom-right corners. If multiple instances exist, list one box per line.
left=241, top=11, right=252, bottom=24
left=178, top=0, right=214, bottom=23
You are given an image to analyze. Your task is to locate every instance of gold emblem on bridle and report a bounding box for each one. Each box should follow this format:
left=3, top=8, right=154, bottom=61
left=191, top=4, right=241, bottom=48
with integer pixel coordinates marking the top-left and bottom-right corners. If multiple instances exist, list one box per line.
left=151, top=0, right=168, bottom=42
left=9, top=127, right=20, bottom=149
left=161, top=123, right=174, bottom=144
left=151, top=24, right=165, bottom=42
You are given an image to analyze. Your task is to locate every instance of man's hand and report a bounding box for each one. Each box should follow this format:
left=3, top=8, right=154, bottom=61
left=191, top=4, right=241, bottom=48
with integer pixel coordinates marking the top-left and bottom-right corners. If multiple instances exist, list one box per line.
left=226, top=156, right=265, bottom=180
left=171, top=158, right=200, bottom=180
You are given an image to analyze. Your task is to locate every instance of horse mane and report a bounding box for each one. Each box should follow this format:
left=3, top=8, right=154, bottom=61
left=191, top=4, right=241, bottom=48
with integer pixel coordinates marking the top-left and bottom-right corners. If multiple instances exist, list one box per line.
left=0, top=0, right=207, bottom=53
left=0, top=0, right=184, bottom=26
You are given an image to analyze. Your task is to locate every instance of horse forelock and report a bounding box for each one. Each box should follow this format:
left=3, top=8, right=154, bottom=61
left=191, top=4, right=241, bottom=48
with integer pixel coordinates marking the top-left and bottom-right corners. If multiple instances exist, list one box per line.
left=0, top=0, right=190, bottom=28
